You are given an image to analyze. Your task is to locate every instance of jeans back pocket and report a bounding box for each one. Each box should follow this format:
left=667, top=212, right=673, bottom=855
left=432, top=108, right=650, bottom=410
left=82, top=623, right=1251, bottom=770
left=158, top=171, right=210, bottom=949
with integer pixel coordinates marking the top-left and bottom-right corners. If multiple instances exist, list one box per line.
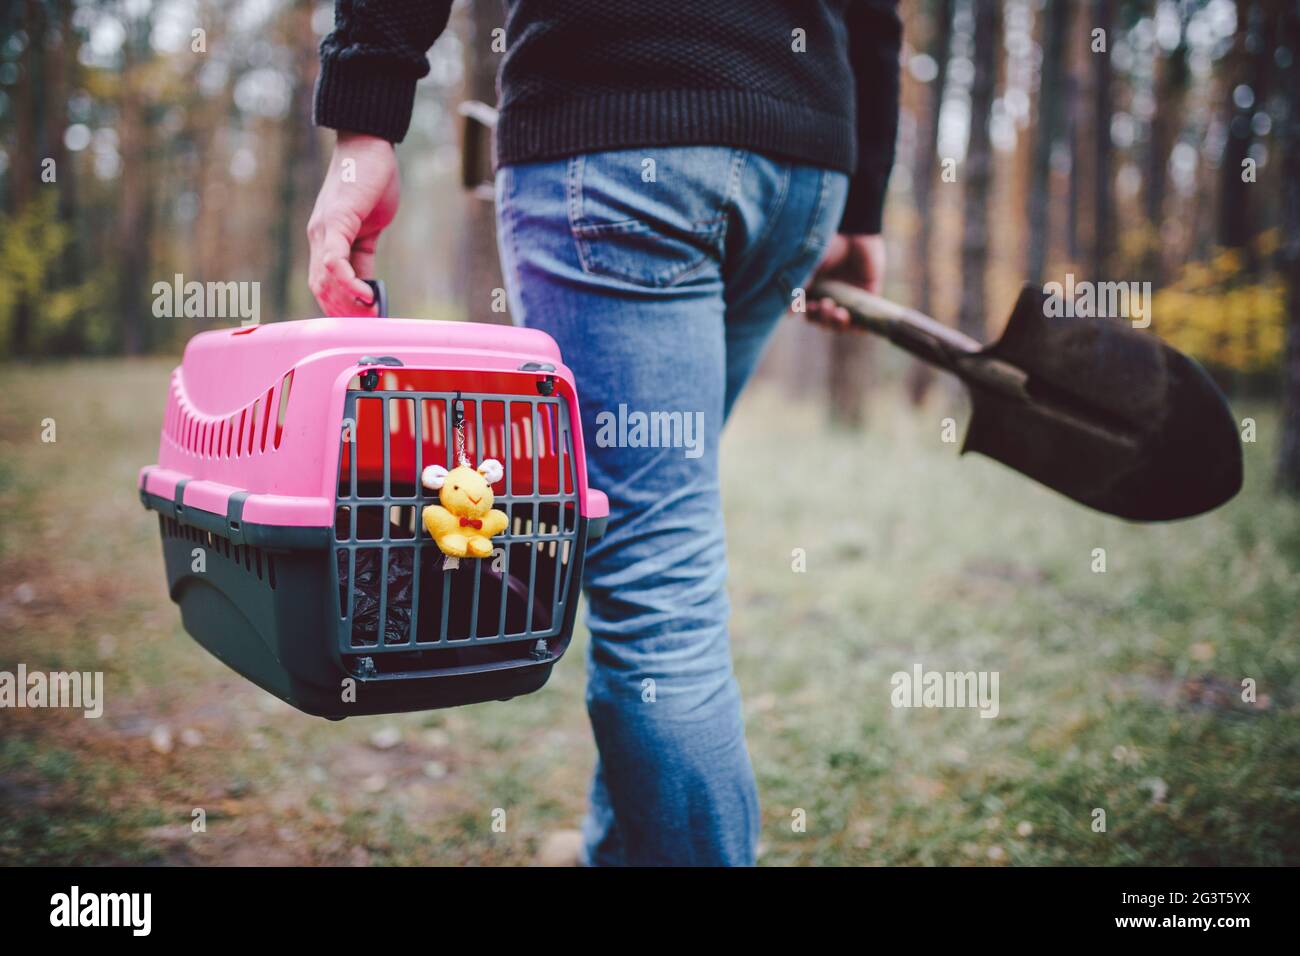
left=567, top=147, right=745, bottom=289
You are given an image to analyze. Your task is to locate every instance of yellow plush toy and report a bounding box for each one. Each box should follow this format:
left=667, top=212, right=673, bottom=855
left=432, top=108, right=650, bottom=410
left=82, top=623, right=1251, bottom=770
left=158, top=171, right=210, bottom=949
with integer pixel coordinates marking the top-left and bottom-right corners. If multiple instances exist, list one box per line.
left=421, top=459, right=508, bottom=560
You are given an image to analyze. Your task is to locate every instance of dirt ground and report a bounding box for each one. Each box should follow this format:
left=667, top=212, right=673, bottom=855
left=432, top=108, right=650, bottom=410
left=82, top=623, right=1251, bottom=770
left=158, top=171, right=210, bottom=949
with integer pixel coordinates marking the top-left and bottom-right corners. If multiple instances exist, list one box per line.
left=2, top=357, right=1299, bottom=865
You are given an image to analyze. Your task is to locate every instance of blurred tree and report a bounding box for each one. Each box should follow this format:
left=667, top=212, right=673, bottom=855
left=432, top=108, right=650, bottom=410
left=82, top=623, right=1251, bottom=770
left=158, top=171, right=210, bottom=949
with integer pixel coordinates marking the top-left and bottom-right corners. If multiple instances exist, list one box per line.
left=190, top=9, right=235, bottom=317
left=1027, top=0, right=1070, bottom=285
left=1144, top=3, right=1189, bottom=285
left=827, top=316, right=875, bottom=427
left=1091, top=0, right=1114, bottom=280
left=1066, top=1, right=1089, bottom=263
left=48, top=0, right=81, bottom=333
left=1278, top=0, right=1300, bottom=493
left=7, top=0, right=44, bottom=355
left=1218, top=0, right=1256, bottom=255
left=461, top=0, right=507, bottom=326
left=958, top=0, right=1000, bottom=340
left=115, top=11, right=156, bottom=355
left=270, top=0, right=324, bottom=319
left=906, top=0, right=953, bottom=405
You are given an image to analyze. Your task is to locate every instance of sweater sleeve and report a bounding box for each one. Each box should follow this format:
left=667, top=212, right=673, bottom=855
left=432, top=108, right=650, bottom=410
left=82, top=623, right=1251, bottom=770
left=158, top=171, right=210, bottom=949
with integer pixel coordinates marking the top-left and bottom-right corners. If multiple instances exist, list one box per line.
left=840, top=0, right=902, bottom=234
left=313, top=0, right=456, bottom=143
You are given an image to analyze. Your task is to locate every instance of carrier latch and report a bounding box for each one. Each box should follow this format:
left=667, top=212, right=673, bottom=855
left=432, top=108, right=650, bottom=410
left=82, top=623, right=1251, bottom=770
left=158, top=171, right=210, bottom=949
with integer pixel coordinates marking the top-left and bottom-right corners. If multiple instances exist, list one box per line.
left=519, top=361, right=557, bottom=396
left=357, top=355, right=404, bottom=391
left=226, top=492, right=249, bottom=546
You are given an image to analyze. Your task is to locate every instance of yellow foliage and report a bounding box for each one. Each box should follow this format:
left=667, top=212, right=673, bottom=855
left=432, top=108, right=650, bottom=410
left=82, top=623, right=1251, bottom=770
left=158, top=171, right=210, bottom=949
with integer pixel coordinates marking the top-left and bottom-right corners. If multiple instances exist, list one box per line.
left=0, top=193, right=68, bottom=316
left=0, top=194, right=106, bottom=355
left=1254, top=228, right=1281, bottom=258
left=1152, top=238, right=1286, bottom=374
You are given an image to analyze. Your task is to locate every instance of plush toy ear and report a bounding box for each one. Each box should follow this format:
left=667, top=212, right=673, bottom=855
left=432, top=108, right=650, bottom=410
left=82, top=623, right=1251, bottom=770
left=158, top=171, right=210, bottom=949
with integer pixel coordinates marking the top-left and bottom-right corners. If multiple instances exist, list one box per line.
left=477, top=458, right=504, bottom=485
left=422, top=464, right=449, bottom=490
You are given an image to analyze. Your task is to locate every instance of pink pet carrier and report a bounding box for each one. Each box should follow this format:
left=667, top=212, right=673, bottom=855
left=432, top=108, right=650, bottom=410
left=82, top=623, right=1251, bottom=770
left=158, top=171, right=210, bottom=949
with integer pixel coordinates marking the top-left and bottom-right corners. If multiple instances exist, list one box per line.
left=139, top=282, right=608, bottom=718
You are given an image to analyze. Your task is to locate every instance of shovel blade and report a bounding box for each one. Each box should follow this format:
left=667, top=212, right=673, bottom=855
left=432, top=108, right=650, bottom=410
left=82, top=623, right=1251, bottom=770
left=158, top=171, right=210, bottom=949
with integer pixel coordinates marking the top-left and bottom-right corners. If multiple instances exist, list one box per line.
left=961, top=287, right=1243, bottom=521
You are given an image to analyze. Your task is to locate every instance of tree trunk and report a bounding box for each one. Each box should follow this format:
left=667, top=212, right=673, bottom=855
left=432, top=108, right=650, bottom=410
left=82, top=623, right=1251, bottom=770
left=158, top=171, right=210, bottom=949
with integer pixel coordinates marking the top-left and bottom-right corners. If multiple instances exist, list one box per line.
left=958, top=0, right=1001, bottom=341
left=1065, top=1, right=1090, bottom=263
left=905, top=0, right=954, bottom=406
left=116, top=21, right=155, bottom=355
left=828, top=333, right=873, bottom=429
left=1091, top=0, right=1114, bottom=281
left=462, top=0, right=508, bottom=325
left=1027, top=0, right=1070, bottom=286
left=1277, top=3, right=1300, bottom=494
left=911, top=0, right=954, bottom=318
left=42, top=0, right=80, bottom=353
left=270, top=0, right=324, bottom=319
left=9, top=0, right=46, bottom=356
left=1219, top=0, right=1277, bottom=275
left=1145, top=26, right=1188, bottom=284
left=52, top=0, right=79, bottom=273
left=1218, top=0, right=1256, bottom=255
left=192, top=19, right=235, bottom=314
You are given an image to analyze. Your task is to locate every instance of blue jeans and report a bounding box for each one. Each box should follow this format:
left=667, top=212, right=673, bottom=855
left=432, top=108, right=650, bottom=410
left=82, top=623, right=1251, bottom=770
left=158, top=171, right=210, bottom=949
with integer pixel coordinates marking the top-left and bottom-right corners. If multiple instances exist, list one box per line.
left=496, top=147, right=848, bottom=865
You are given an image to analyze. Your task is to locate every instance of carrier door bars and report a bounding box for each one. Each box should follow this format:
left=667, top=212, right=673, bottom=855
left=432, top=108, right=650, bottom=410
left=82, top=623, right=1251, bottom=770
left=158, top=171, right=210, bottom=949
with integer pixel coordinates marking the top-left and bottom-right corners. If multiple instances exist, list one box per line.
left=335, top=387, right=580, bottom=661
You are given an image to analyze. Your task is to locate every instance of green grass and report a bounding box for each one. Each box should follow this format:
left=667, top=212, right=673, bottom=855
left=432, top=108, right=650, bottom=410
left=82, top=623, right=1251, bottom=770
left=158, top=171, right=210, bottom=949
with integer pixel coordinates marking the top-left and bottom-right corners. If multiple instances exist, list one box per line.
left=1, top=358, right=1297, bottom=865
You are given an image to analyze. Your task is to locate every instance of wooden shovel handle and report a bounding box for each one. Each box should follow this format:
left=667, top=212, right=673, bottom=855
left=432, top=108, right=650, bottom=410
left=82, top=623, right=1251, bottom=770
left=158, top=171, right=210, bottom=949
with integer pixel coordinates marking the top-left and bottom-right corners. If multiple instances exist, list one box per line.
left=808, top=279, right=981, bottom=370
left=808, top=279, right=1033, bottom=400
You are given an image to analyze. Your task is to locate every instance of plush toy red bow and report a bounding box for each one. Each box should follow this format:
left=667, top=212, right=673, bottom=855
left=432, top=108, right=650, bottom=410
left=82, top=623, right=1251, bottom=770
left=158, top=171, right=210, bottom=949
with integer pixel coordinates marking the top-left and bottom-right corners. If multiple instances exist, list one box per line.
left=421, top=459, right=508, bottom=564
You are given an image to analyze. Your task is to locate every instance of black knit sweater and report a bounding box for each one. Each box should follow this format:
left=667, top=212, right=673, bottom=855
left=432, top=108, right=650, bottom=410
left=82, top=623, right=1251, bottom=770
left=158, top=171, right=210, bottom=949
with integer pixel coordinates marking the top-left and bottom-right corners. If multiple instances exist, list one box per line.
left=314, top=1, right=900, bottom=233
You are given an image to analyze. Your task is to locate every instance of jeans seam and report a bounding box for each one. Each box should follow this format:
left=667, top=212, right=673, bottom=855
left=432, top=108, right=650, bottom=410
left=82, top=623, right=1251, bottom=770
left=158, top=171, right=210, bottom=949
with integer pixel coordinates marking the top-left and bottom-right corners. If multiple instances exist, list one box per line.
left=801, top=168, right=834, bottom=256
left=716, top=147, right=748, bottom=254
left=776, top=170, right=837, bottom=294
left=502, top=167, right=526, bottom=322
left=566, top=154, right=597, bottom=276
left=747, top=160, right=793, bottom=266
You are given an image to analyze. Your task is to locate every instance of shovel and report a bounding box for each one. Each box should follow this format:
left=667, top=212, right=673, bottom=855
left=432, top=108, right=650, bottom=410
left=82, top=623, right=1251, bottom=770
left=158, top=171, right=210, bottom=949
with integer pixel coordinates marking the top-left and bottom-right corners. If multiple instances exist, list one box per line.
left=455, top=100, right=1241, bottom=521
left=807, top=279, right=1243, bottom=521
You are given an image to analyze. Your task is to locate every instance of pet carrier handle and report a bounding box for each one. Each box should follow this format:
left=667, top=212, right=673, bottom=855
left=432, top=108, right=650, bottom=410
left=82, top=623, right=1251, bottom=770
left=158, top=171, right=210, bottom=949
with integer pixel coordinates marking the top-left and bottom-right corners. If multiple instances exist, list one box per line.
left=362, top=279, right=388, bottom=318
